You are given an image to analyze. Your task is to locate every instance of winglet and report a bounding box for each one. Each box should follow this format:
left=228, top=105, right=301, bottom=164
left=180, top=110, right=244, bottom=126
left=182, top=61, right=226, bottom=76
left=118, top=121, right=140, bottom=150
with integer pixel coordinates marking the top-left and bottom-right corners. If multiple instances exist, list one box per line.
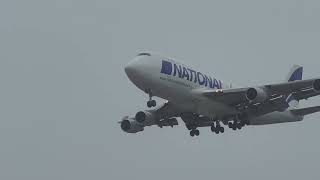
left=286, top=65, right=303, bottom=82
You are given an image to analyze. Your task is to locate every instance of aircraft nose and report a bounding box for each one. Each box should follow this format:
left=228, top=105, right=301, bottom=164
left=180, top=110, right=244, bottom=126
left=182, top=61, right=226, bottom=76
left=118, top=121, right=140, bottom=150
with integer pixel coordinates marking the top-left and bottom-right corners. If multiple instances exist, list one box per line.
left=124, top=54, right=153, bottom=90
left=124, top=59, right=140, bottom=79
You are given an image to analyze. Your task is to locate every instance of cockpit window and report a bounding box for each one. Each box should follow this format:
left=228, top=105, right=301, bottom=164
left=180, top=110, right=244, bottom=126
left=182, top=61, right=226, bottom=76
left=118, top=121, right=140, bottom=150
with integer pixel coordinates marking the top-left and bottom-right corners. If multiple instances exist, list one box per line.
left=137, top=52, right=151, bottom=56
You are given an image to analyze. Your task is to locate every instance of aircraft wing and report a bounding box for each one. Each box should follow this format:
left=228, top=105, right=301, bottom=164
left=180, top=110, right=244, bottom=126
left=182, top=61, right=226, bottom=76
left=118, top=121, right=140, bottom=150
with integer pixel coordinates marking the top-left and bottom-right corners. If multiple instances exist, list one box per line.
left=120, top=101, right=181, bottom=133
left=120, top=101, right=180, bottom=125
left=291, top=106, right=320, bottom=116
left=154, top=101, right=180, bottom=120
left=202, top=78, right=320, bottom=114
left=291, top=88, right=320, bottom=100
left=263, top=78, right=319, bottom=96
left=201, top=87, right=248, bottom=106
left=146, top=101, right=181, bottom=127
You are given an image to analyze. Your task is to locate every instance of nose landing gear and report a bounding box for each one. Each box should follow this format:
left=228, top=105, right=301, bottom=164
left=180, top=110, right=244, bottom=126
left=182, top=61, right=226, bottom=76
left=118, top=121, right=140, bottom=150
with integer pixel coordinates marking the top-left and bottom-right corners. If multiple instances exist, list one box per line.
left=147, top=100, right=156, bottom=108
left=145, top=89, right=156, bottom=108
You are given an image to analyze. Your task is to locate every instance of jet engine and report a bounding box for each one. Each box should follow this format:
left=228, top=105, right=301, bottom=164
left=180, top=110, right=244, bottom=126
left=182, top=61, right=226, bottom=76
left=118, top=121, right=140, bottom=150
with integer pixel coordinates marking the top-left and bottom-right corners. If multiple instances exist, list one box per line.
left=245, top=87, right=268, bottom=103
left=313, top=79, right=320, bottom=92
left=120, top=118, right=144, bottom=133
left=135, top=111, right=156, bottom=125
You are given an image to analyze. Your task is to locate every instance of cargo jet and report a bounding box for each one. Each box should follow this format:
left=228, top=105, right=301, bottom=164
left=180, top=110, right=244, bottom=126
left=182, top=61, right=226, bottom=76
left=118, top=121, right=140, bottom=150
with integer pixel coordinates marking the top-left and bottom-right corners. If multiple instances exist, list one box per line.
left=120, top=52, right=320, bottom=137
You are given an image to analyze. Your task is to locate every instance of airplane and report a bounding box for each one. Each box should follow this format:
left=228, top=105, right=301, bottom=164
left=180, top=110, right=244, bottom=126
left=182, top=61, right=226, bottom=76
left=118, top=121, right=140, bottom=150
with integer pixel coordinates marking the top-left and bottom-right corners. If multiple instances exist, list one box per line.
left=120, top=52, right=320, bottom=137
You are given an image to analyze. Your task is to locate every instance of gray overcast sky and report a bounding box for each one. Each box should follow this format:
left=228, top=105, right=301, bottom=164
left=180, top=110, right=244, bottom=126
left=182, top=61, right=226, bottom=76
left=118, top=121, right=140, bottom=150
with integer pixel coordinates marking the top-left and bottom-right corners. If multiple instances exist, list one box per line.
left=1, top=0, right=320, bottom=179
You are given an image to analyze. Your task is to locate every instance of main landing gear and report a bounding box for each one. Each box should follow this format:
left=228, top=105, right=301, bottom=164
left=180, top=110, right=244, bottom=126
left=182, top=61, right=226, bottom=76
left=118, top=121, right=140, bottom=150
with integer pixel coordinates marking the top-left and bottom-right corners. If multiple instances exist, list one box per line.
left=145, top=89, right=156, bottom=108
left=190, top=129, right=200, bottom=137
left=211, top=122, right=225, bottom=134
left=186, top=124, right=200, bottom=137
left=228, top=121, right=246, bottom=131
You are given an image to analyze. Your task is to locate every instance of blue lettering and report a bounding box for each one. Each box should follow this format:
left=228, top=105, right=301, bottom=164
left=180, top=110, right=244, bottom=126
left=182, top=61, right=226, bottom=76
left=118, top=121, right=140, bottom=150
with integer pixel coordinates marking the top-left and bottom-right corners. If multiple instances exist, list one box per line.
left=173, top=64, right=182, bottom=78
left=161, top=60, right=172, bottom=75
left=197, top=72, right=206, bottom=85
left=188, top=69, right=197, bottom=82
left=205, top=75, right=213, bottom=87
left=213, top=79, right=220, bottom=89
left=182, top=67, right=190, bottom=80
left=218, top=80, right=222, bottom=89
left=161, top=61, right=223, bottom=89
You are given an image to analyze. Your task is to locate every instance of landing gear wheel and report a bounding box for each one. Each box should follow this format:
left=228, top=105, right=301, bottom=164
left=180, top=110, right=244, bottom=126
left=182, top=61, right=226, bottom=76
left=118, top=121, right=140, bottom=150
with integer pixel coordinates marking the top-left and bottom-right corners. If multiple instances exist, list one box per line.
left=219, top=127, right=225, bottom=133
left=145, top=89, right=156, bottom=108
left=147, top=100, right=156, bottom=108
left=228, top=122, right=233, bottom=128
left=215, top=123, right=223, bottom=134
left=237, top=124, right=242, bottom=130
left=190, top=129, right=199, bottom=137
left=151, top=100, right=156, bottom=107
left=211, top=125, right=216, bottom=132
left=194, top=129, right=200, bottom=136
left=232, top=125, right=237, bottom=131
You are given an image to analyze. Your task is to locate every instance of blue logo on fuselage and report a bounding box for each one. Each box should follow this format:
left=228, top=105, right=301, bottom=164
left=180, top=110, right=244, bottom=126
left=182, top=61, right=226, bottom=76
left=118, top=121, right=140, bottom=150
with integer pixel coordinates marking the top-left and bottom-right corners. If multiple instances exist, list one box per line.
left=160, top=60, right=173, bottom=75
left=160, top=60, right=222, bottom=89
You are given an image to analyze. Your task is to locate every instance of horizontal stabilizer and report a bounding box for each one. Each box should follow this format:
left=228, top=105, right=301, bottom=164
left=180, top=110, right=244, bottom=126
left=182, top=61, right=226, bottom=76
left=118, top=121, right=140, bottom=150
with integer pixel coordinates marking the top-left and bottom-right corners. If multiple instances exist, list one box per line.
left=291, top=106, right=320, bottom=116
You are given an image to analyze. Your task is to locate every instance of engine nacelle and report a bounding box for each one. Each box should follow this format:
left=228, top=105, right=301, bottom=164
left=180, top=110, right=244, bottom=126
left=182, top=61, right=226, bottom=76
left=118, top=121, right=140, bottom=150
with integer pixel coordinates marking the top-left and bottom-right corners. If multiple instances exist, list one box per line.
left=313, top=79, right=320, bottom=92
left=120, top=118, right=144, bottom=133
left=245, top=87, right=268, bottom=103
left=135, top=111, right=156, bottom=125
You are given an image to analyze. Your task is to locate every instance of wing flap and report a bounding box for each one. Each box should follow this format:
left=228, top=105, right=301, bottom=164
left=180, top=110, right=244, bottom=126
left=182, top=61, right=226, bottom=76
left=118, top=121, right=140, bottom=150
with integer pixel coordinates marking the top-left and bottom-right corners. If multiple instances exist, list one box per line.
left=265, top=78, right=317, bottom=95
left=292, top=88, right=320, bottom=100
left=291, top=106, right=320, bottom=116
left=245, top=96, right=289, bottom=116
left=201, top=88, right=248, bottom=106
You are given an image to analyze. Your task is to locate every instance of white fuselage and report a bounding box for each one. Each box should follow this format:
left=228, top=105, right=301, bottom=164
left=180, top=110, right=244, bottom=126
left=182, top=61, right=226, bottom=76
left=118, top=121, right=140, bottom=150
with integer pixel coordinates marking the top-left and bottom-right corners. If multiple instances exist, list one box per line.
left=125, top=53, right=303, bottom=125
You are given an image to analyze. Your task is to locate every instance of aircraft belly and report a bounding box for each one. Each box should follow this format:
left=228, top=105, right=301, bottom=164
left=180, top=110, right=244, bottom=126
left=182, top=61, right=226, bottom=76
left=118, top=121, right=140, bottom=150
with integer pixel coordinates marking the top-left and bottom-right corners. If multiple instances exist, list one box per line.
left=153, top=75, right=234, bottom=118
left=193, top=98, right=232, bottom=118
left=249, top=111, right=303, bottom=125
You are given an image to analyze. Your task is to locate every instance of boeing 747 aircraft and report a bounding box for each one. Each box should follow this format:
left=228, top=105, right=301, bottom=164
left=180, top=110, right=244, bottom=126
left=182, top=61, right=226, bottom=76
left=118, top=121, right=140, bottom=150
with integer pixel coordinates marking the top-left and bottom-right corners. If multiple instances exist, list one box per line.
left=120, top=52, right=320, bottom=137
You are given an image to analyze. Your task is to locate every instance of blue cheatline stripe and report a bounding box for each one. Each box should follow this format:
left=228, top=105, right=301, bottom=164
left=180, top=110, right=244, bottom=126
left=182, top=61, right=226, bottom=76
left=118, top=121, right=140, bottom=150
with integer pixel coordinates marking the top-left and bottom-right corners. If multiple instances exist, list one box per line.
left=288, top=67, right=303, bottom=82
